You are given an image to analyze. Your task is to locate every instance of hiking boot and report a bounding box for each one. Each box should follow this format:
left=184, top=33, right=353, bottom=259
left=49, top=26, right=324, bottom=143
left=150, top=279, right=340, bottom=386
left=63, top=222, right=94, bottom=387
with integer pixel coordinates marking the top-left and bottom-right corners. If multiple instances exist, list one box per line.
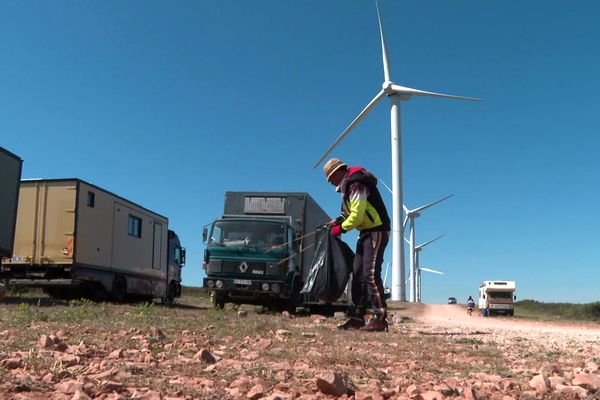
left=362, top=317, right=388, bottom=332
left=337, top=317, right=365, bottom=330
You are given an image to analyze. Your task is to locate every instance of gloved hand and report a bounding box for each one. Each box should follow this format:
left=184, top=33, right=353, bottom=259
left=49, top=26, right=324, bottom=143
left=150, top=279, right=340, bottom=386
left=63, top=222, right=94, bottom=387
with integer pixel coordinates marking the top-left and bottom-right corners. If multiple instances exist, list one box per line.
left=331, top=225, right=345, bottom=237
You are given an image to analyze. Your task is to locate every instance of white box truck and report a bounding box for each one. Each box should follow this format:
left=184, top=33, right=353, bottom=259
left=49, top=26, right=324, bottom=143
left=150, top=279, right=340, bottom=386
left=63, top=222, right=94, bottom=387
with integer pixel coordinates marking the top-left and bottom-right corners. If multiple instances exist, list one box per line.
left=1, top=179, right=185, bottom=304
left=0, top=147, right=23, bottom=260
left=479, top=280, right=516, bottom=316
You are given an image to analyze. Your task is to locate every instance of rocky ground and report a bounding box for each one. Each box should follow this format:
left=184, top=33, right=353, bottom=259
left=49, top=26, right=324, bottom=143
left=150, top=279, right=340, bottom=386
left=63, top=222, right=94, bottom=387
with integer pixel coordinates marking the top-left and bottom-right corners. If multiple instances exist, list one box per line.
left=0, top=295, right=599, bottom=400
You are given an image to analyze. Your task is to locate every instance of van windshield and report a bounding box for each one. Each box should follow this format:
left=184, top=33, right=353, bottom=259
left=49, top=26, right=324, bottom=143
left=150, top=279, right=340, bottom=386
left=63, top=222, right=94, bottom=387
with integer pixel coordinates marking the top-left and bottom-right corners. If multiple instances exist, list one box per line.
left=209, top=220, right=286, bottom=248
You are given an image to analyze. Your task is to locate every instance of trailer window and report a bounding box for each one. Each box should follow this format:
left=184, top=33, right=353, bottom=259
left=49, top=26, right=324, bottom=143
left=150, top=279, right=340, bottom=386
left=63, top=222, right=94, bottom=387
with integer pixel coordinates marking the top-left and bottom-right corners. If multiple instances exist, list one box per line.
left=128, top=215, right=142, bottom=238
left=87, top=192, right=95, bottom=208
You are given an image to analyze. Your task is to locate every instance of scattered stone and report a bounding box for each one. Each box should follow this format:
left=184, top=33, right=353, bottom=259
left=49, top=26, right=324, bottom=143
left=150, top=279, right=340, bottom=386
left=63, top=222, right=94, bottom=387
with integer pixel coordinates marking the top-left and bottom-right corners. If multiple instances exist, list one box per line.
left=419, top=391, right=444, bottom=400
left=247, top=383, right=265, bottom=400
left=71, top=390, right=92, bottom=400
left=194, top=349, right=217, bottom=364
left=238, top=310, right=248, bottom=318
left=108, top=348, right=124, bottom=359
left=316, top=372, right=349, bottom=397
left=55, top=380, right=84, bottom=394
left=1, top=357, right=22, bottom=369
left=150, top=327, right=166, bottom=340
left=529, top=373, right=550, bottom=393
left=281, top=311, right=291, bottom=318
left=555, top=384, right=588, bottom=397
left=572, top=373, right=600, bottom=391
left=38, top=334, right=53, bottom=349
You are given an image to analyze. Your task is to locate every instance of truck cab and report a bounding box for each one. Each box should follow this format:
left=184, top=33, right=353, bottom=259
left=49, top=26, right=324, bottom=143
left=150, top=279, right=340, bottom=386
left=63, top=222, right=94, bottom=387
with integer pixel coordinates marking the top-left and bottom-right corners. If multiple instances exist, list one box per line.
left=202, top=192, right=330, bottom=311
left=203, top=216, right=299, bottom=309
left=165, top=230, right=186, bottom=304
left=479, top=280, right=516, bottom=316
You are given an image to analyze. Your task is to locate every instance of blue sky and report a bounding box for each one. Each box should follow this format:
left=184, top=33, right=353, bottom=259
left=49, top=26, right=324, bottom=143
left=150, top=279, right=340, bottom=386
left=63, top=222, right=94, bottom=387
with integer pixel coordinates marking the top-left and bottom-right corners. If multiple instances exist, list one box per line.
left=2, top=1, right=599, bottom=303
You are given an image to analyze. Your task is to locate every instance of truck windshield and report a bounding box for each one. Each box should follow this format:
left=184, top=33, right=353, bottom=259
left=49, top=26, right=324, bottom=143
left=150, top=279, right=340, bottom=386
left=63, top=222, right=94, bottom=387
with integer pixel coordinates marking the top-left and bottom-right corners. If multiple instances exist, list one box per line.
left=209, top=220, right=286, bottom=249
left=487, top=291, right=513, bottom=300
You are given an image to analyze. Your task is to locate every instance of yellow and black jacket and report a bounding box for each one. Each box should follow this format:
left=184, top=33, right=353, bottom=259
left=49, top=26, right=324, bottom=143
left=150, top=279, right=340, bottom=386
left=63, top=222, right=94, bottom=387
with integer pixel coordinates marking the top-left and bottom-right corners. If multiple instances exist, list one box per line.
left=336, top=166, right=390, bottom=234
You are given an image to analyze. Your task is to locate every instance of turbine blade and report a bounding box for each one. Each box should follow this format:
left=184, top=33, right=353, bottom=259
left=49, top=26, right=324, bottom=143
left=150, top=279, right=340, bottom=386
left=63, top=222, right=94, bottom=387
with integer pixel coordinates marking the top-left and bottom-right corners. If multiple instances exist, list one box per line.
left=379, top=178, right=393, bottom=195
left=412, top=194, right=454, bottom=214
left=416, top=234, right=446, bottom=250
left=375, top=0, right=391, bottom=83
left=403, top=237, right=410, bottom=245
left=313, top=90, right=386, bottom=168
left=420, top=267, right=444, bottom=275
left=391, top=84, right=482, bottom=101
left=402, top=215, right=408, bottom=229
left=403, top=204, right=409, bottom=215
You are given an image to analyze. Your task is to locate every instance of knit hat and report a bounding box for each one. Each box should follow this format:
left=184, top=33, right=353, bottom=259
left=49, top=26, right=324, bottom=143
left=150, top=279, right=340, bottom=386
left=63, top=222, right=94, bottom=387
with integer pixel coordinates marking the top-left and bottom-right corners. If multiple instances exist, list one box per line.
left=323, top=158, right=348, bottom=180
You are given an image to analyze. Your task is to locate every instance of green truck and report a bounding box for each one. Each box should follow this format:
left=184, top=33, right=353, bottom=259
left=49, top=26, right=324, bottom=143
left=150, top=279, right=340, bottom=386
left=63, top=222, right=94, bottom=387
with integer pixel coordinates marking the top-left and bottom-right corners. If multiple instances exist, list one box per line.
left=203, top=192, right=331, bottom=311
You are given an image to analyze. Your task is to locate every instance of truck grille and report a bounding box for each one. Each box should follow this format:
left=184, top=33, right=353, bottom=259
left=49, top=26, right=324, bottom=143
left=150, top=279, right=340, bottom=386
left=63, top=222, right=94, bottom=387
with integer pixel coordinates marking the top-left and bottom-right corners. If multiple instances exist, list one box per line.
left=222, top=261, right=266, bottom=275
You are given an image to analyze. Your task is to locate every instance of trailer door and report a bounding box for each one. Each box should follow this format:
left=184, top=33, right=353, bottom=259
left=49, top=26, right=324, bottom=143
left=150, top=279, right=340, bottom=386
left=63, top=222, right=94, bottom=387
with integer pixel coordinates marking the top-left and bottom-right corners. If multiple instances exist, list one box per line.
left=152, top=222, right=163, bottom=270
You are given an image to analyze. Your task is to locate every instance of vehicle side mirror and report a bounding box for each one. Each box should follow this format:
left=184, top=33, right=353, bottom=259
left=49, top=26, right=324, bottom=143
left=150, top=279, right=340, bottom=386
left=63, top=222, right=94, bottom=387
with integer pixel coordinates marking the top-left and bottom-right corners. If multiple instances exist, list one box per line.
left=514, top=295, right=516, bottom=300
left=180, top=248, right=186, bottom=266
left=202, top=227, right=208, bottom=243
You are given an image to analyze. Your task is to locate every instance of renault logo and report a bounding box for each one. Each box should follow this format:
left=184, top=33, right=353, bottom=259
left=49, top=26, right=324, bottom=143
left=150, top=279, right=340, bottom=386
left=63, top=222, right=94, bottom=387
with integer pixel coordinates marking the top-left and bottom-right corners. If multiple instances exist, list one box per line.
left=239, top=261, right=249, bottom=273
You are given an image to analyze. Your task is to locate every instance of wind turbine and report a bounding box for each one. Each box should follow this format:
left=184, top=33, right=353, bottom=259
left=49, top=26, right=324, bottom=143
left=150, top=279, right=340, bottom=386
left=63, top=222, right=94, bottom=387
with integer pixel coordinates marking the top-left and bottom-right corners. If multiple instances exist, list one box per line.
left=313, top=0, right=481, bottom=301
left=404, top=194, right=453, bottom=302
left=408, top=234, right=445, bottom=302
left=417, top=267, right=444, bottom=303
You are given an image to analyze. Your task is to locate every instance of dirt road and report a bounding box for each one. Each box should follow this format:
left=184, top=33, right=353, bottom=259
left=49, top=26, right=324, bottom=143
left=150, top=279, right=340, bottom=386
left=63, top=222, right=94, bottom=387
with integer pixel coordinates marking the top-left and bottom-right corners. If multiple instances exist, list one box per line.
left=417, top=304, right=600, bottom=341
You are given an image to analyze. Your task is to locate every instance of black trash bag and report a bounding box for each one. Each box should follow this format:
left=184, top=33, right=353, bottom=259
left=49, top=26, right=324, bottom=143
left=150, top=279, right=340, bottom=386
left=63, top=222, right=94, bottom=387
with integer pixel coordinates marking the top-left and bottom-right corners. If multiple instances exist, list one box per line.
left=300, top=226, right=354, bottom=302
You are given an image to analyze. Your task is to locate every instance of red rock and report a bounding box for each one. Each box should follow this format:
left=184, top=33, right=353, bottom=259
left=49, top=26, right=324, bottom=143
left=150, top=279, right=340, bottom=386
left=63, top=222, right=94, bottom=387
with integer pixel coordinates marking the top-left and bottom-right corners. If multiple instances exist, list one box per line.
left=138, top=390, right=162, bottom=400
left=39, top=335, right=53, bottom=348
left=572, top=373, right=600, bottom=391
left=281, top=311, right=291, bottom=318
left=55, top=380, right=84, bottom=394
left=463, top=387, right=479, bottom=400
left=1, top=357, right=22, bottom=369
left=316, top=372, right=349, bottom=397
left=100, top=381, right=124, bottom=392
left=108, top=348, right=124, bottom=359
left=255, top=339, right=272, bottom=351
left=355, top=391, right=374, bottom=400
left=71, top=390, right=92, bottom=400
left=529, top=373, right=550, bottom=393
left=194, top=349, right=216, bottom=364
left=247, top=383, right=264, bottom=400
left=555, top=384, right=588, bottom=397
left=419, top=391, right=444, bottom=400
left=433, top=383, right=457, bottom=396
left=406, top=384, right=419, bottom=395
left=548, top=376, right=566, bottom=389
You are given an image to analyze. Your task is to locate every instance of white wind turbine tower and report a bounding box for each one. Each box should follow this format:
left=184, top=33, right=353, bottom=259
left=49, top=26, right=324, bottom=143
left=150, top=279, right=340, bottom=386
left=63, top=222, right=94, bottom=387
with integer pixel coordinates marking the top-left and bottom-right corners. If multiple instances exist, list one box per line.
left=404, top=194, right=453, bottom=302
left=313, top=0, right=481, bottom=301
left=411, top=234, right=445, bottom=302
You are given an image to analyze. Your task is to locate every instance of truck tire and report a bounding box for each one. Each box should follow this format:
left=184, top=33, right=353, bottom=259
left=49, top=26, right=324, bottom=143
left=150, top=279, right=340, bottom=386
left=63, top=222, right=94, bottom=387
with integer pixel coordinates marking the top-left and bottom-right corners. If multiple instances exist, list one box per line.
left=112, top=275, right=127, bottom=303
left=210, top=291, right=225, bottom=309
left=163, top=282, right=177, bottom=306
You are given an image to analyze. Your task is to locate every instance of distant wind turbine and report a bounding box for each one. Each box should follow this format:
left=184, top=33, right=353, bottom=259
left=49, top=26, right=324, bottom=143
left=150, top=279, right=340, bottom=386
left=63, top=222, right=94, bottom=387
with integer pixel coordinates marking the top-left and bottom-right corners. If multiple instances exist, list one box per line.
left=404, top=195, right=453, bottom=302
left=406, top=234, right=445, bottom=302
left=417, top=267, right=445, bottom=303
left=313, top=0, right=481, bottom=301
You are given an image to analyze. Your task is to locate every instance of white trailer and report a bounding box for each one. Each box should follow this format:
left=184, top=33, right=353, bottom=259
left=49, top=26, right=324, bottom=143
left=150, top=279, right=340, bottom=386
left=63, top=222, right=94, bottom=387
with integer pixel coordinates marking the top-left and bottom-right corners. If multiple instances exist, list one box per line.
left=0, top=147, right=23, bottom=259
left=1, top=179, right=185, bottom=303
left=479, top=280, right=516, bottom=316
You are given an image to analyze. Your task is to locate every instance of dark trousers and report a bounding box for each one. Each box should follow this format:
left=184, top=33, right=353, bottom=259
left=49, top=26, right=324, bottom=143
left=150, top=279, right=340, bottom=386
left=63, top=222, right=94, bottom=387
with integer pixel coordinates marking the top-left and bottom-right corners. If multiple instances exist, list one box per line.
left=350, top=230, right=389, bottom=319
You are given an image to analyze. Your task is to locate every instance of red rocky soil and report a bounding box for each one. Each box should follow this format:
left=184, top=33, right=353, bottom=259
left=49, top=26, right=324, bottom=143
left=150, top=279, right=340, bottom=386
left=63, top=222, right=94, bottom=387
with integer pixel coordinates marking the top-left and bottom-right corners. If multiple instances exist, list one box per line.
left=0, top=299, right=598, bottom=399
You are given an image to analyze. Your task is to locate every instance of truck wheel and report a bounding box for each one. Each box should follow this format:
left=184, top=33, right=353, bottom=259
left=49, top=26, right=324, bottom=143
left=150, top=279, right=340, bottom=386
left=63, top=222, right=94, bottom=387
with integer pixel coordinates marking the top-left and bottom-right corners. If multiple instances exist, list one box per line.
left=210, top=291, right=225, bottom=309
left=112, top=276, right=127, bottom=302
left=163, top=282, right=177, bottom=306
